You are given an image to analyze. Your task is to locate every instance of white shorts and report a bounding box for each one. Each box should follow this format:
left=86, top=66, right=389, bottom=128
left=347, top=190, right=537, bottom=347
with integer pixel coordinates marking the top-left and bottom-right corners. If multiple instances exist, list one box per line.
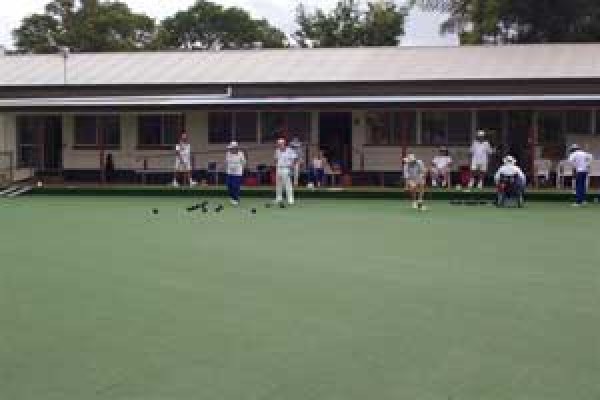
left=471, top=161, right=488, bottom=172
left=406, top=177, right=425, bottom=187
left=175, top=159, right=192, bottom=172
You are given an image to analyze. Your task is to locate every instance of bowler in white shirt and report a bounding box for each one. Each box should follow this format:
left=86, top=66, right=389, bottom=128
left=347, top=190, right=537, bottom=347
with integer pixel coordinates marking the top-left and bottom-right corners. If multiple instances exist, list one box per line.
left=225, top=141, right=246, bottom=206
left=568, top=144, right=593, bottom=206
left=274, top=138, right=297, bottom=205
left=469, top=130, right=494, bottom=190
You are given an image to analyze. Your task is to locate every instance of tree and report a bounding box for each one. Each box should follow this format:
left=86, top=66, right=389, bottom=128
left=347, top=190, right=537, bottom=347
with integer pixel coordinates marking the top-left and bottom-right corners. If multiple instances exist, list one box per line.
left=411, top=0, right=600, bottom=44
left=13, top=0, right=156, bottom=53
left=294, top=0, right=407, bottom=47
left=153, top=0, right=286, bottom=50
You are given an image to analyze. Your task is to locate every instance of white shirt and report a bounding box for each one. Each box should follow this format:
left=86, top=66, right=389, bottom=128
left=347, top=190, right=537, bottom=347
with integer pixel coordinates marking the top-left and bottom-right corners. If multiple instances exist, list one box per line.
left=275, top=147, right=297, bottom=169
left=495, top=164, right=526, bottom=185
left=312, top=158, right=324, bottom=169
left=471, top=141, right=493, bottom=163
left=226, top=151, right=246, bottom=176
left=176, top=143, right=191, bottom=162
left=568, top=150, right=593, bottom=173
left=404, top=160, right=426, bottom=180
left=432, top=155, right=452, bottom=169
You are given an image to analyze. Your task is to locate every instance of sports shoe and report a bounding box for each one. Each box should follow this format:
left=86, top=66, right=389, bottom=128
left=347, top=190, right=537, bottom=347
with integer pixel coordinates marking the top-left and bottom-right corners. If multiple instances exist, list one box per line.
left=477, top=181, right=484, bottom=190
left=172, top=180, right=179, bottom=188
left=230, top=199, right=239, bottom=206
left=412, top=201, right=418, bottom=209
left=571, top=203, right=582, bottom=207
left=190, top=180, right=198, bottom=187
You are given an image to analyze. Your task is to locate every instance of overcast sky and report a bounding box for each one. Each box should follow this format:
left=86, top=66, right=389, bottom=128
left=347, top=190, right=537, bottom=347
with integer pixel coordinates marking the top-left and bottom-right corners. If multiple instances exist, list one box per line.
left=0, top=0, right=458, bottom=48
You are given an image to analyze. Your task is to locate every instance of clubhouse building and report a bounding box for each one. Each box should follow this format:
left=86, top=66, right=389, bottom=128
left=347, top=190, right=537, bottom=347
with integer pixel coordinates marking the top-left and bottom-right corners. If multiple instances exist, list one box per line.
left=1, top=43, right=600, bottom=185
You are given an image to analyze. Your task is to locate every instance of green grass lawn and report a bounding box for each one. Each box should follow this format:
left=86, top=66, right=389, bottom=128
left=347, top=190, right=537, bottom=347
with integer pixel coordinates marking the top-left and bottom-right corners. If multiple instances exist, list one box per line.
left=1, top=196, right=599, bottom=400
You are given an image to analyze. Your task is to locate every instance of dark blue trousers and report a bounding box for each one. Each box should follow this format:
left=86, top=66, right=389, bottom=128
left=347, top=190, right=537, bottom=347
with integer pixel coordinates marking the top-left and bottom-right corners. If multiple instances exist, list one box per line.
left=227, top=175, right=243, bottom=202
left=575, top=172, right=588, bottom=204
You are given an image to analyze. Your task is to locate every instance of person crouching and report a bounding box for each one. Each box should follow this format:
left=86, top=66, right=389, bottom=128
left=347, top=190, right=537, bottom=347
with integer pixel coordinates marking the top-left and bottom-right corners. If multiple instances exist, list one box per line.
left=494, top=155, right=526, bottom=207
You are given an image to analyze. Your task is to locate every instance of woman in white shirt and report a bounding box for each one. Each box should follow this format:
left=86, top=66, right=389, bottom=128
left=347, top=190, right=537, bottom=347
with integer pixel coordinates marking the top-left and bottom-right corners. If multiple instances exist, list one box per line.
left=226, top=141, right=246, bottom=206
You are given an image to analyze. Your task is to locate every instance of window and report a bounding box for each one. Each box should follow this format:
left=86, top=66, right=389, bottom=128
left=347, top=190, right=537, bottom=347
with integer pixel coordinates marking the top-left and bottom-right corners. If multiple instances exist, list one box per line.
left=597, top=110, right=600, bottom=134
left=477, top=110, right=504, bottom=141
left=261, top=112, right=311, bottom=143
left=565, top=110, right=591, bottom=135
left=365, top=111, right=416, bottom=145
left=208, top=112, right=258, bottom=144
left=16, top=116, right=41, bottom=168
left=74, top=115, right=120, bottom=148
left=422, top=111, right=471, bottom=146
left=138, top=114, right=184, bottom=147
left=208, top=112, right=232, bottom=144
left=538, top=111, right=563, bottom=144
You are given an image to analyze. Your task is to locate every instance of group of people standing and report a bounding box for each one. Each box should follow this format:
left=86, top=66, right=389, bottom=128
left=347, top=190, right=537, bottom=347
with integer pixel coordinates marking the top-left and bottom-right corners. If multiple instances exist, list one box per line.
left=172, top=133, right=319, bottom=206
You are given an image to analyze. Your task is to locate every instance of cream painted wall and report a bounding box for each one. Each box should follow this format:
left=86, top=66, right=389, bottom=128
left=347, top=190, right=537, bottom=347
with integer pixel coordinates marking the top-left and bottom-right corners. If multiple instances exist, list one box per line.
left=42, top=109, right=474, bottom=173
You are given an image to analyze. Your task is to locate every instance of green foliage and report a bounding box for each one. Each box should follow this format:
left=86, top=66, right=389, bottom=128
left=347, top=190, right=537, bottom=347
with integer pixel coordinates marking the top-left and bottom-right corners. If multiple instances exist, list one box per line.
left=154, top=0, right=286, bottom=50
left=412, top=0, right=600, bottom=44
left=295, top=0, right=407, bottom=47
left=13, top=0, right=156, bottom=53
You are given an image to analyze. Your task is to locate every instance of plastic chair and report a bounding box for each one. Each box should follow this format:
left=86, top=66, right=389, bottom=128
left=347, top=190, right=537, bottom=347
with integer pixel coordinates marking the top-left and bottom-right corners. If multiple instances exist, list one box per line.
left=534, top=159, right=552, bottom=187
left=556, top=160, right=574, bottom=190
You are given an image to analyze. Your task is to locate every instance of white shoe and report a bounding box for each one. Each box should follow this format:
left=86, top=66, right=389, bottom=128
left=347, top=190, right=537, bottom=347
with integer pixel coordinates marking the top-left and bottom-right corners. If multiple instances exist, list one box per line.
left=432, top=180, right=438, bottom=188
left=477, top=181, right=484, bottom=190
left=190, top=180, right=197, bottom=187
left=288, top=200, right=295, bottom=205
left=571, top=203, right=582, bottom=207
left=412, top=201, right=418, bottom=209
left=172, top=180, right=179, bottom=188
left=230, top=199, right=239, bottom=206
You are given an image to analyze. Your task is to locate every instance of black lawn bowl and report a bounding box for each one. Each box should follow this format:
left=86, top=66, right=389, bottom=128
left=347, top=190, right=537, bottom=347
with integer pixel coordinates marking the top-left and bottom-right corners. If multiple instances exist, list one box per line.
left=152, top=208, right=159, bottom=215
left=265, top=203, right=272, bottom=209
left=251, top=208, right=257, bottom=214
left=279, top=203, right=286, bottom=209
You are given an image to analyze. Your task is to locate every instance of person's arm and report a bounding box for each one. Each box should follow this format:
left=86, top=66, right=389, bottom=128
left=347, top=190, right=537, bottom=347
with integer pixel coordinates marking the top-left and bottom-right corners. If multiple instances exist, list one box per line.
left=518, top=167, right=527, bottom=186
left=494, top=168, right=501, bottom=184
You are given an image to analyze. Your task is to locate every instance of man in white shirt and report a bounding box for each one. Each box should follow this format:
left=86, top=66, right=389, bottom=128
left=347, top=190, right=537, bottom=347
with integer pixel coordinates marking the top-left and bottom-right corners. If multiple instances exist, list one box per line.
left=173, top=132, right=196, bottom=187
left=568, top=144, right=593, bottom=206
left=226, top=141, right=246, bottom=206
left=275, top=138, right=298, bottom=205
left=469, top=130, right=494, bottom=190
left=430, top=147, right=453, bottom=188
left=404, top=153, right=427, bottom=210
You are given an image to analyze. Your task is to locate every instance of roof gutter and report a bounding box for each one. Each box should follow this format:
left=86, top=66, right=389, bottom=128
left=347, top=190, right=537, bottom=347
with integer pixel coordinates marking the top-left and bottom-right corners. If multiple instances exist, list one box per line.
left=1, top=94, right=600, bottom=107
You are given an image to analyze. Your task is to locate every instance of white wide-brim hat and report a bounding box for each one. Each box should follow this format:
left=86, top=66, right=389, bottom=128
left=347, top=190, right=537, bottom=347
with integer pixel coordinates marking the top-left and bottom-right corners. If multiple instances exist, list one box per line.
left=404, top=154, right=416, bottom=163
left=477, top=130, right=486, bottom=137
left=227, top=141, right=239, bottom=149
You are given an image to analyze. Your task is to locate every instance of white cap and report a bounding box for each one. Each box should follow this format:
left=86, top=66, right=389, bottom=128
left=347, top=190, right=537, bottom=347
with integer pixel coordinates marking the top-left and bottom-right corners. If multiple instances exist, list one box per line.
left=404, top=154, right=416, bottom=163
left=503, top=155, right=516, bottom=165
left=227, top=141, right=239, bottom=149
left=477, top=130, right=486, bottom=137
left=276, top=138, right=286, bottom=145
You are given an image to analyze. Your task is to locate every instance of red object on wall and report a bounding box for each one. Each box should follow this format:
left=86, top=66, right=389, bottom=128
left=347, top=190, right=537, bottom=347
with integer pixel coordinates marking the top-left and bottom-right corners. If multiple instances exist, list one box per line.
left=245, top=176, right=258, bottom=186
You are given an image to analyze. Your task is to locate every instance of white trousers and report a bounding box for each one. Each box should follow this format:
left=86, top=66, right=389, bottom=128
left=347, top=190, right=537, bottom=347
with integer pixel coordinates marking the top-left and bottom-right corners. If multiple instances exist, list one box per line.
left=276, top=167, right=294, bottom=204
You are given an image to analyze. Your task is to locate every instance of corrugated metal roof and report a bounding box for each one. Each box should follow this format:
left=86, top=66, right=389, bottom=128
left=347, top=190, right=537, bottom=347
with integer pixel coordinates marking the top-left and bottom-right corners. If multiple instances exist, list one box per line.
left=1, top=43, right=600, bottom=86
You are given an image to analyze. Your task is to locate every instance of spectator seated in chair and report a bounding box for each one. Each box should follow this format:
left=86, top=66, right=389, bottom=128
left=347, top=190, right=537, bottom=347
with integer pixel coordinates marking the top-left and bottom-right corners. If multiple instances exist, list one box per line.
left=495, top=155, right=526, bottom=208
left=430, top=146, right=453, bottom=188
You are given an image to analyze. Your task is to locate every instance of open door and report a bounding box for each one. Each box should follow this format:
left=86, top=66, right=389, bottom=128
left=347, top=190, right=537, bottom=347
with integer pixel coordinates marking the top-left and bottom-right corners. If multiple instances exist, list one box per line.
left=319, top=112, right=353, bottom=171
left=17, top=116, right=63, bottom=174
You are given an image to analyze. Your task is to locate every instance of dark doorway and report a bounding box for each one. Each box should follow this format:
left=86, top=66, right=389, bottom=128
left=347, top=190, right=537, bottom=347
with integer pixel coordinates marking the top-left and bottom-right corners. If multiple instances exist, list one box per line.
left=17, top=115, right=63, bottom=173
left=319, top=112, right=353, bottom=171
left=507, top=111, right=533, bottom=176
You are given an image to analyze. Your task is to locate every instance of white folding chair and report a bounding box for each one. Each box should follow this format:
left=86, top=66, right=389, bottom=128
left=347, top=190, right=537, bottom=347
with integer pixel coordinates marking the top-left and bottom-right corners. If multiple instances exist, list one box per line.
left=534, top=159, right=552, bottom=187
left=586, top=160, right=600, bottom=188
left=556, top=160, right=575, bottom=190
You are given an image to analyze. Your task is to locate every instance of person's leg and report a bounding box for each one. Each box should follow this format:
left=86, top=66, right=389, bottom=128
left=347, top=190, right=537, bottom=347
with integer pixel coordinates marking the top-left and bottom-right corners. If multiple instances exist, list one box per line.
left=317, top=169, right=324, bottom=187
left=285, top=171, right=294, bottom=204
left=275, top=169, right=284, bottom=203
left=468, top=163, right=477, bottom=189
left=234, top=175, right=242, bottom=202
left=226, top=175, right=234, bottom=201
left=575, top=172, right=587, bottom=205
left=431, top=168, right=439, bottom=187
